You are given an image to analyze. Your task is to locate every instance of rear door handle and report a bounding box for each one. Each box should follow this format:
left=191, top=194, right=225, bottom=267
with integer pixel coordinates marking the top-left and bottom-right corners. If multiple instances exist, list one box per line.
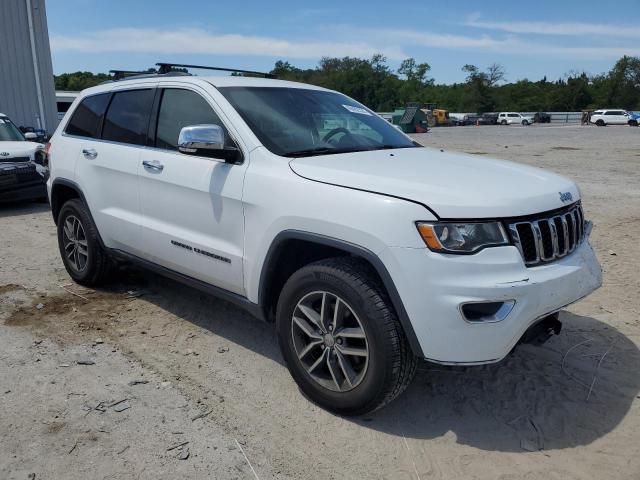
left=82, top=148, right=98, bottom=160
left=142, top=160, right=164, bottom=172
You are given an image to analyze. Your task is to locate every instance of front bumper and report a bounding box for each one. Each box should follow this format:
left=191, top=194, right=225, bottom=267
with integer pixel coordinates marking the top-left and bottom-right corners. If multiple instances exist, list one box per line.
left=380, top=237, right=602, bottom=364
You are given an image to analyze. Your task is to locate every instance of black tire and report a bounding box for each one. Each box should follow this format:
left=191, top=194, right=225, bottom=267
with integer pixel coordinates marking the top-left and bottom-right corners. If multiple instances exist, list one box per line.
left=522, top=120, right=529, bottom=126
left=629, top=120, right=638, bottom=127
left=595, top=119, right=605, bottom=126
left=501, top=120, right=507, bottom=125
left=276, top=258, right=418, bottom=415
left=57, top=198, right=112, bottom=286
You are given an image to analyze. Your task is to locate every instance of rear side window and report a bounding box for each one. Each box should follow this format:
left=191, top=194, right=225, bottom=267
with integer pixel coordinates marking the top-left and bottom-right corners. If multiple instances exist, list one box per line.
left=155, top=89, right=225, bottom=150
left=102, top=89, right=154, bottom=146
left=65, top=93, right=110, bottom=138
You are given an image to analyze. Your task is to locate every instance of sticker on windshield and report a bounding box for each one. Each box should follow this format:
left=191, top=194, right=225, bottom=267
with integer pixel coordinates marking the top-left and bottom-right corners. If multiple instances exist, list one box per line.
left=342, top=105, right=372, bottom=116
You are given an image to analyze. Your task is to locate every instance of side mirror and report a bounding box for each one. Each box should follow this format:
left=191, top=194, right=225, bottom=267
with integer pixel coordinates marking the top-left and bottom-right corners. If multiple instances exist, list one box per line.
left=24, top=132, right=37, bottom=140
left=178, top=124, right=241, bottom=163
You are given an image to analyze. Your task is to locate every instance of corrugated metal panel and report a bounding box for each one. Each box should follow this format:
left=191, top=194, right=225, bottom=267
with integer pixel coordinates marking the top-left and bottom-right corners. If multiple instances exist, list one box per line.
left=0, top=0, right=57, bottom=132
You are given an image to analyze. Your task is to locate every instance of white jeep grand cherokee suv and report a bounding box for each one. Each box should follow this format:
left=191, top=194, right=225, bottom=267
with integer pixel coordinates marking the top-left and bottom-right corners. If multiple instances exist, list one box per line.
left=47, top=73, right=602, bottom=414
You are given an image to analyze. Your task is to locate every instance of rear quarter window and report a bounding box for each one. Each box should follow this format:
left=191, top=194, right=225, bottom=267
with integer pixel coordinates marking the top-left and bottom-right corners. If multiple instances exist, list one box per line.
left=65, top=93, right=110, bottom=138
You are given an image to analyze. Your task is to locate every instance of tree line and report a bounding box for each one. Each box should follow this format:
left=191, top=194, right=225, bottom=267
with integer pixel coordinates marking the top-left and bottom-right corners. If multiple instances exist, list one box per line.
left=55, top=55, right=640, bottom=113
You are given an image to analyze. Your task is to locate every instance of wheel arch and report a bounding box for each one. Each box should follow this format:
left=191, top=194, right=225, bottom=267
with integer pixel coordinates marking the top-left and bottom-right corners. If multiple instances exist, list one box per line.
left=50, top=178, right=106, bottom=248
left=258, top=230, right=425, bottom=357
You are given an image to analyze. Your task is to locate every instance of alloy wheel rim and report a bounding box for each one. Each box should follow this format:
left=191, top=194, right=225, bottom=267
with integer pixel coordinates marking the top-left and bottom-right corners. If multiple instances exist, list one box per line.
left=62, top=215, right=88, bottom=272
left=291, top=291, right=369, bottom=392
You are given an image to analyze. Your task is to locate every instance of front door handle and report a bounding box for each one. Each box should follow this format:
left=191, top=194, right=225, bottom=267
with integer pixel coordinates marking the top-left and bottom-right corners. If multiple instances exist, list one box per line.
left=82, top=148, right=98, bottom=160
left=142, top=160, right=164, bottom=172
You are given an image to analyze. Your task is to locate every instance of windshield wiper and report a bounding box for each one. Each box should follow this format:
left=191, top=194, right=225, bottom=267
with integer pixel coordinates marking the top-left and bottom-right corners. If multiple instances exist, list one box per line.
left=284, top=146, right=367, bottom=158
left=365, top=144, right=419, bottom=151
left=285, top=144, right=419, bottom=158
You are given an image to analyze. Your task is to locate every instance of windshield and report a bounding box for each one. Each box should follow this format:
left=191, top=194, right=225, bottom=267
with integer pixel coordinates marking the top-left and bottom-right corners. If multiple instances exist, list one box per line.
left=0, top=117, right=26, bottom=141
left=219, top=87, right=417, bottom=157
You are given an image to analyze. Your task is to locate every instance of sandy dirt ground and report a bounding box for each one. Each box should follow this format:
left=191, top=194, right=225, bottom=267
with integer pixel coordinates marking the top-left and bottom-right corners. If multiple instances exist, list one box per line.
left=1, top=124, right=639, bottom=480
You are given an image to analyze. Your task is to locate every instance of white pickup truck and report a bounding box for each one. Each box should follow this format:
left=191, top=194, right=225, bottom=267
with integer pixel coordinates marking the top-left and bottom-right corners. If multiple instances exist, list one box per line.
left=47, top=71, right=602, bottom=414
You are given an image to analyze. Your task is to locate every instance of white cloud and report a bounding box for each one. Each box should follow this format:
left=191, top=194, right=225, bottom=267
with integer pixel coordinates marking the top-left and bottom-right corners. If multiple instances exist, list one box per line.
left=50, top=27, right=408, bottom=60
left=465, top=16, right=637, bottom=39
left=50, top=25, right=640, bottom=65
left=364, top=27, right=640, bottom=59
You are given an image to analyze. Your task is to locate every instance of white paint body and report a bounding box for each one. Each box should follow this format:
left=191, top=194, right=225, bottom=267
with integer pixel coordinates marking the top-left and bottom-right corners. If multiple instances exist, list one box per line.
left=47, top=76, right=602, bottom=364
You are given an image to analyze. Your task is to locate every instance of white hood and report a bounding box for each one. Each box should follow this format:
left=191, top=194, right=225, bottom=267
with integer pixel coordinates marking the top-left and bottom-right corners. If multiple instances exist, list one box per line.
left=0, top=141, right=41, bottom=159
left=289, top=147, right=579, bottom=218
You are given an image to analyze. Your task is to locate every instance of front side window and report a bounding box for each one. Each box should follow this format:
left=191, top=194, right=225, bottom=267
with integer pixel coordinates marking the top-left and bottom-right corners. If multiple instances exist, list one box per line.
left=0, top=116, right=26, bottom=141
left=155, top=89, right=226, bottom=150
left=219, top=87, right=416, bottom=157
left=102, top=89, right=154, bottom=145
left=65, top=93, right=110, bottom=139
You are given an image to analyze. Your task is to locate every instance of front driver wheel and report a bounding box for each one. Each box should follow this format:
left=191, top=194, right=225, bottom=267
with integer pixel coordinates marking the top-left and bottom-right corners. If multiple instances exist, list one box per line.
left=522, top=120, right=529, bottom=126
left=276, top=258, right=418, bottom=415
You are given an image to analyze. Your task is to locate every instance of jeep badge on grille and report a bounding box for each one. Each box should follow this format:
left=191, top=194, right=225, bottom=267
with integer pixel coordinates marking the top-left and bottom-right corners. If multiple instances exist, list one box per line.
left=559, top=191, right=573, bottom=203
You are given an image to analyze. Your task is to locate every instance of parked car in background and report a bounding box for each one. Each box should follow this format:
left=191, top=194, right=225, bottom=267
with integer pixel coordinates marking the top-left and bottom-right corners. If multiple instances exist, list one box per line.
left=533, top=112, right=551, bottom=123
left=479, top=113, right=499, bottom=125
left=590, top=109, right=631, bottom=126
left=0, top=113, right=48, bottom=203
left=455, top=114, right=480, bottom=126
left=498, top=112, right=534, bottom=125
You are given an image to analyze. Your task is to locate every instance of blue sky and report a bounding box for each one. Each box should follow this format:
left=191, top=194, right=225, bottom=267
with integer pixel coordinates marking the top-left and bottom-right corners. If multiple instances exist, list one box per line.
left=46, top=0, right=639, bottom=84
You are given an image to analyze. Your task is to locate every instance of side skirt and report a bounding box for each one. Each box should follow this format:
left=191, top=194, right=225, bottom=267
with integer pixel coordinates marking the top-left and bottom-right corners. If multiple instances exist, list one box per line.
left=109, top=249, right=266, bottom=322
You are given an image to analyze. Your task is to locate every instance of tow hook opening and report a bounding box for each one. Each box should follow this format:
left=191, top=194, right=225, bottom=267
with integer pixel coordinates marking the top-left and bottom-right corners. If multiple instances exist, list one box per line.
left=519, top=313, right=562, bottom=345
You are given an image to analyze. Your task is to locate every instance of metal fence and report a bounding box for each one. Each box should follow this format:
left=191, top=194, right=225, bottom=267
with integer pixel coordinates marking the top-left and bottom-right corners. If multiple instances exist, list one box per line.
left=522, top=112, right=582, bottom=124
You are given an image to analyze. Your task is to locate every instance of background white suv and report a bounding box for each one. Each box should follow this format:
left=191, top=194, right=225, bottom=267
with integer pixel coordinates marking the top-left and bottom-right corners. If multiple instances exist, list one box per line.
left=590, top=109, right=632, bottom=126
left=0, top=113, right=48, bottom=202
left=498, top=112, right=534, bottom=125
left=47, top=72, right=602, bottom=414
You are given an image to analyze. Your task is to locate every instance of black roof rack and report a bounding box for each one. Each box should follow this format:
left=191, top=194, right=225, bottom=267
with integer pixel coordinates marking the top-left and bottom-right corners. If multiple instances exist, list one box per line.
left=156, top=62, right=275, bottom=78
left=109, top=69, right=149, bottom=80
left=102, top=69, right=191, bottom=84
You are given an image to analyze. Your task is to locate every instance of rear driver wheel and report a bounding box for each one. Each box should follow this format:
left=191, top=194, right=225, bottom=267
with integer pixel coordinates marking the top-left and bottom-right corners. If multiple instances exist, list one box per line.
left=57, top=199, right=112, bottom=286
left=276, top=258, right=418, bottom=415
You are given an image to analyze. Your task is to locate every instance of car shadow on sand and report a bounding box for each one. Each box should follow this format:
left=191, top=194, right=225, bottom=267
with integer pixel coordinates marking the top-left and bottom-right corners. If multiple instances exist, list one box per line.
left=362, top=311, right=640, bottom=452
left=115, top=268, right=640, bottom=453
left=0, top=200, right=50, bottom=218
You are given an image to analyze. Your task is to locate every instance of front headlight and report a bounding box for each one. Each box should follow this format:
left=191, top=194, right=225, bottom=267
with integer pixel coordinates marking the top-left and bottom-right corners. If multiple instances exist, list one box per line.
left=416, top=221, right=509, bottom=254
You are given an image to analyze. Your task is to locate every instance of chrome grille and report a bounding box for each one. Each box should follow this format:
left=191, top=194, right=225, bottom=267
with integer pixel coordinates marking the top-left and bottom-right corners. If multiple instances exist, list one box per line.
left=508, top=204, right=585, bottom=266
